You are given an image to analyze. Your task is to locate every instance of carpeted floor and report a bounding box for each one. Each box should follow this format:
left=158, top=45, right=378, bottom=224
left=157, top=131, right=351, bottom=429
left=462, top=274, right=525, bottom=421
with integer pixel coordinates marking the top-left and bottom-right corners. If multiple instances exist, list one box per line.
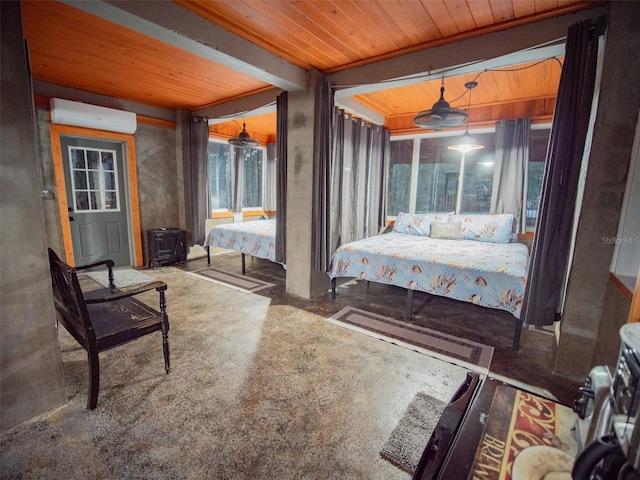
left=1, top=262, right=469, bottom=479
left=1, top=253, right=581, bottom=479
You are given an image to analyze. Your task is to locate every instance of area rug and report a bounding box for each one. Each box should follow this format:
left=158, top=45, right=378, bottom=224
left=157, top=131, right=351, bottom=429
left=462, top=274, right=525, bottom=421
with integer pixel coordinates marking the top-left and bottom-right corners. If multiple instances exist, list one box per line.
left=85, top=268, right=155, bottom=288
left=187, top=267, right=274, bottom=293
left=327, top=306, right=493, bottom=373
left=380, top=392, right=445, bottom=475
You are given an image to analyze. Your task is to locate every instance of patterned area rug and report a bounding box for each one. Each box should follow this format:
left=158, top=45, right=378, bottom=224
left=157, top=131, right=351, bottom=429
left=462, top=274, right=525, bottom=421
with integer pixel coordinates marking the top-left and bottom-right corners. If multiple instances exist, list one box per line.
left=380, top=392, right=445, bottom=475
left=187, top=267, right=274, bottom=293
left=85, top=268, right=155, bottom=288
left=327, top=306, right=493, bottom=373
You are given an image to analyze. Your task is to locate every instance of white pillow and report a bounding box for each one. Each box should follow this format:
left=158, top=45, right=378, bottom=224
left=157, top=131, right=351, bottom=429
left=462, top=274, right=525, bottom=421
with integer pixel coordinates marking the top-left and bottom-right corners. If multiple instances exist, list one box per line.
left=430, top=221, right=462, bottom=240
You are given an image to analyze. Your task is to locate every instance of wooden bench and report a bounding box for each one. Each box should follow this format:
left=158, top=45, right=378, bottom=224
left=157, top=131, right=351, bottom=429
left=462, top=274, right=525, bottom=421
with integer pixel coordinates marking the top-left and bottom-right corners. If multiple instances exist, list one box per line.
left=48, top=248, right=170, bottom=410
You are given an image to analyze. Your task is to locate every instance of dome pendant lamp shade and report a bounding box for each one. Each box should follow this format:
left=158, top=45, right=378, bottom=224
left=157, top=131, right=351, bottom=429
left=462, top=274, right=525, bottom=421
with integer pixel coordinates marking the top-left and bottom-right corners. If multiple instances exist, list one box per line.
left=413, top=81, right=468, bottom=131
left=228, top=122, right=259, bottom=148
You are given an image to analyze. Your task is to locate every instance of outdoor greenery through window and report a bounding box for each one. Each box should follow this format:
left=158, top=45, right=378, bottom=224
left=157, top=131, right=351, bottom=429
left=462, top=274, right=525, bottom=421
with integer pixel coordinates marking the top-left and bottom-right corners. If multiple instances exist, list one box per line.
left=388, top=127, right=550, bottom=230
left=208, top=140, right=265, bottom=212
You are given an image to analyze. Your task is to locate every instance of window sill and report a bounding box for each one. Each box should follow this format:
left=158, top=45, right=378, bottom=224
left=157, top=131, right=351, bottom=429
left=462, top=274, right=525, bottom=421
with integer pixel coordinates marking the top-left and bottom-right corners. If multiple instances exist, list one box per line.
left=610, top=272, right=636, bottom=301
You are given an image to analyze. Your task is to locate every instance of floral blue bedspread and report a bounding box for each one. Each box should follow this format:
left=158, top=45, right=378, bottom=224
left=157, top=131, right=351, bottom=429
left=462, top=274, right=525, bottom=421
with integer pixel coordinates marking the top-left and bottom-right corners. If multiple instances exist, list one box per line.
left=328, top=232, right=529, bottom=318
left=204, top=219, right=277, bottom=263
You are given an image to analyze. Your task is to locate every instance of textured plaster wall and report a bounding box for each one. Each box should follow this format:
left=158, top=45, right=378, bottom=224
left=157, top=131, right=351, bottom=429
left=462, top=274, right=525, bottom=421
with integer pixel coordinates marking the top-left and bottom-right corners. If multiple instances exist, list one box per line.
left=135, top=123, right=180, bottom=265
left=554, top=2, right=640, bottom=380
left=1, top=1, right=67, bottom=430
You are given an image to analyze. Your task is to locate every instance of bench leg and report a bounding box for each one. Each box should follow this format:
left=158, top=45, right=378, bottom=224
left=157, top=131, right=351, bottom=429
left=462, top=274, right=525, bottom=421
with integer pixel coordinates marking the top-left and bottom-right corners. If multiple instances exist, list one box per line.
left=87, top=349, right=100, bottom=410
left=406, top=289, right=413, bottom=321
left=241, top=253, right=246, bottom=275
left=331, top=278, right=336, bottom=299
left=206, top=246, right=210, bottom=265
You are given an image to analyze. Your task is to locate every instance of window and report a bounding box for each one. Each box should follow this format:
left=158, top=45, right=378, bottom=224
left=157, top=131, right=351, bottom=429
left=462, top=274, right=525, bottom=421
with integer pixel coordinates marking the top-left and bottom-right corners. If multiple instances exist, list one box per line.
left=208, top=142, right=232, bottom=210
left=242, top=147, right=263, bottom=209
left=69, top=146, right=120, bottom=212
left=208, top=140, right=265, bottom=213
left=526, top=128, right=551, bottom=228
left=388, top=127, right=550, bottom=230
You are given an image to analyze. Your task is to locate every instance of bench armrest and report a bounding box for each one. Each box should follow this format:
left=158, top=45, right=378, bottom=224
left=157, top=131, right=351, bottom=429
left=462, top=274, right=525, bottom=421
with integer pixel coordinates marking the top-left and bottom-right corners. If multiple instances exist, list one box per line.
left=74, top=259, right=116, bottom=272
left=84, top=281, right=167, bottom=304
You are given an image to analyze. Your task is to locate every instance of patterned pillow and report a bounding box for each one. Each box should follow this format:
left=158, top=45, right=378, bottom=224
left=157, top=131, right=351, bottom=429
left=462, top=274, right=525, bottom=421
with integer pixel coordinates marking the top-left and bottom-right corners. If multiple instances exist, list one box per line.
left=392, top=212, right=451, bottom=236
left=448, top=214, right=514, bottom=243
left=430, top=221, right=462, bottom=240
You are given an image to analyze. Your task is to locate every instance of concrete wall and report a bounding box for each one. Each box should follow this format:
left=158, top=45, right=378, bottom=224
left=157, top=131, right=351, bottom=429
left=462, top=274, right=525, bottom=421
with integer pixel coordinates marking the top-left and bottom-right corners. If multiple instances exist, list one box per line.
left=134, top=123, right=180, bottom=265
left=554, top=1, right=640, bottom=380
left=1, top=1, right=67, bottom=430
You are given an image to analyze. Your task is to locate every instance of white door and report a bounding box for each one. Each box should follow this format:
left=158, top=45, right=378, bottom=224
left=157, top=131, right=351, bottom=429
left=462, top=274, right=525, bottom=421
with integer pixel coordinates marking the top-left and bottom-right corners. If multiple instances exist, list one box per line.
left=61, top=136, right=131, bottom=267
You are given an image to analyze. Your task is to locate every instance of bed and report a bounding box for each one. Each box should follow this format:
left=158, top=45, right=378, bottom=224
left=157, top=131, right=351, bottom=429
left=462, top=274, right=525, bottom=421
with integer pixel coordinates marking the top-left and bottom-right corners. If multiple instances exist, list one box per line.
left=328, top=212, right=529, bottom=350
left=203, top=219, right=280, bottom=273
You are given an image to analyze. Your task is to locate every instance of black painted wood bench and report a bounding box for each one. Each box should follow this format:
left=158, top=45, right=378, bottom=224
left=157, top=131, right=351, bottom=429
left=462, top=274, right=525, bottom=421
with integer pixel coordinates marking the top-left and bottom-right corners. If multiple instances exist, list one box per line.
left=48, top=248, right=170, bottom=410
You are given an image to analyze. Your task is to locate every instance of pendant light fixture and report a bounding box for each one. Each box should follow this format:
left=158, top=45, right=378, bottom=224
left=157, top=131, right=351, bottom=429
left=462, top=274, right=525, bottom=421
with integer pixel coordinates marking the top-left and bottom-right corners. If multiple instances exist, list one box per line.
left=448, top=81, right=484, bottom=152
left=414, top=79, right=468, bottom=131
left=228, top=121, right=259, bottom=148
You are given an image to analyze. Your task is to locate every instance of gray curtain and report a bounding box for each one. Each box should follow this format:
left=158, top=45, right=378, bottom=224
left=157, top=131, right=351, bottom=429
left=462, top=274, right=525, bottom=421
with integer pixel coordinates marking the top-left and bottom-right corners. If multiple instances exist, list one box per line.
left=521, top=16, right=607, bottom=328
left=230, top=147, right=243, bottom=214
left=275, top=92, right=287, bottom=264
left=264, top=143, right=277, bottom=212
left=329, top=108, right=390, bottom=258
left=189, top=116, right=211, bottom=245
left=312, top=78, right=335, bottom=272
left=490, top=118, right=531, bottom=233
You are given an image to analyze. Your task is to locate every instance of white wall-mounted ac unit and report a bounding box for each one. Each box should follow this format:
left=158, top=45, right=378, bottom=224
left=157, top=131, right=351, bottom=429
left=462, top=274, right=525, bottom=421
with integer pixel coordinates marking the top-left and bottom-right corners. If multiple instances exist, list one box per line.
left=49, top=98, right=137, bottom=134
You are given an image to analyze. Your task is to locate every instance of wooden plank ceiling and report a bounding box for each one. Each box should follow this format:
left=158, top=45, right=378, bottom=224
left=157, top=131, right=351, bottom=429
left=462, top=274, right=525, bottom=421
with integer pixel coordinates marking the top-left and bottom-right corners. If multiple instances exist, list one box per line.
left=21, top=0, right=599, bottom=142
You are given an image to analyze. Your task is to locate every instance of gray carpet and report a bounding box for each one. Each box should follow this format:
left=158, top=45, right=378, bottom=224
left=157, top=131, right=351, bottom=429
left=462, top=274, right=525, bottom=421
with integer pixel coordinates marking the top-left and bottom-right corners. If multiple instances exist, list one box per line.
left=187, top=267, right=275, bottom=293
left=1, top=266, right=468, bottom=480
left=327, top=306, right=494, bottom=374
left=380, top=392, right=446, bottom=474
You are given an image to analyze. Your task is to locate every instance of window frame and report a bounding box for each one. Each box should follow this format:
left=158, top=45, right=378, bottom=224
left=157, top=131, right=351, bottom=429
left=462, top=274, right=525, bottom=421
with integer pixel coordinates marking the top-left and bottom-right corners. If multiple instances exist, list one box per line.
left=207, top=138, right=266, bottom=215
left=388, top=123, right=551, bottom=232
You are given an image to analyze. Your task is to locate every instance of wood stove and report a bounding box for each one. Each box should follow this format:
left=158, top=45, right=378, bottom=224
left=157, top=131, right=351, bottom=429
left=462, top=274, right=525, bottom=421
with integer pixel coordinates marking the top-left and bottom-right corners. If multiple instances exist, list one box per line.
left=147, top=228, right=186, bottom=268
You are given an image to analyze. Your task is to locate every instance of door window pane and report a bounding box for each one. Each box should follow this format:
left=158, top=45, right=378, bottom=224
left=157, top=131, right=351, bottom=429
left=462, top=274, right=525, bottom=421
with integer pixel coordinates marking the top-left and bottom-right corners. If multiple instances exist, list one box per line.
left=69, top=146, right=120, bottom=212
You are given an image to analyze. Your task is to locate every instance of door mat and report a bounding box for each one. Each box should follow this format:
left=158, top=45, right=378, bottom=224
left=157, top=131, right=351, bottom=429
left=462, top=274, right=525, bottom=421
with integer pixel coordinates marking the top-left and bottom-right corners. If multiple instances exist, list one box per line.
left=85, top=268, right=155, bottom=288
left=187, top=267, right=274, bottom=294
left=380, top=392, right=446, bottom=475
left=327, top=306, right=493, bottom=374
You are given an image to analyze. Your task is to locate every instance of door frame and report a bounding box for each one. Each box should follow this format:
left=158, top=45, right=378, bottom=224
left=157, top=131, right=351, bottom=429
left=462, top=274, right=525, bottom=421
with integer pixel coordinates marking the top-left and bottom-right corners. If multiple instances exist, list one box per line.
left=50, top=123, right=143, bottom=267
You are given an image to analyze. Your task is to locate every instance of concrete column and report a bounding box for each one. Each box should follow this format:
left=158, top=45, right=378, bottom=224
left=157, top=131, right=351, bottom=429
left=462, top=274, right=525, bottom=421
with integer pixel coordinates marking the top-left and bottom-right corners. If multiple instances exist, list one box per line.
left=285, top=71, right=331, bottom=299
left=553, top=2, right=640, bottom=380
left=1, top=1, right=67, bottom=430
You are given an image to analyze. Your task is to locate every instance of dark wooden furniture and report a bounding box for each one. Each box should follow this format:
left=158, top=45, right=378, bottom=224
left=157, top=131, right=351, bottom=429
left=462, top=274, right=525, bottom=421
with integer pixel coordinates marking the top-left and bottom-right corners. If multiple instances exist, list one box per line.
left=48, top=248, right=170, bottom=410
left=147, top=228, right=186, bottom=268
left=413, top=375, right=578, bottom=479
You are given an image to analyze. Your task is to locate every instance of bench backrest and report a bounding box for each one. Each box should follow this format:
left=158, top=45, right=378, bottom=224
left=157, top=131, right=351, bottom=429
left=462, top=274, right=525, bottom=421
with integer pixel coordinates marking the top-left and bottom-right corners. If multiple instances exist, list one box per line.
left=48, top=248, right=97, bottom=351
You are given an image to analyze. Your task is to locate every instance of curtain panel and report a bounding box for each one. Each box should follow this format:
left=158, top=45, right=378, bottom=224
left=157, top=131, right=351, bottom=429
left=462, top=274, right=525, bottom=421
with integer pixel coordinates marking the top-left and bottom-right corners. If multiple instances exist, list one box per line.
left=275, top=91, right=288, bottom=264
left=188, top=117, right=211, bottom=245
left=265, top=143, right=277, bottom=212
left=521, top=16, right=607, bottom=328
left=328, top=108, right=390, bottom=265
left=312, top=78, right=335, bottom=272
left=231, top=148, right=244, bottom=215
left=490, top=118, right=531, bottom=233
